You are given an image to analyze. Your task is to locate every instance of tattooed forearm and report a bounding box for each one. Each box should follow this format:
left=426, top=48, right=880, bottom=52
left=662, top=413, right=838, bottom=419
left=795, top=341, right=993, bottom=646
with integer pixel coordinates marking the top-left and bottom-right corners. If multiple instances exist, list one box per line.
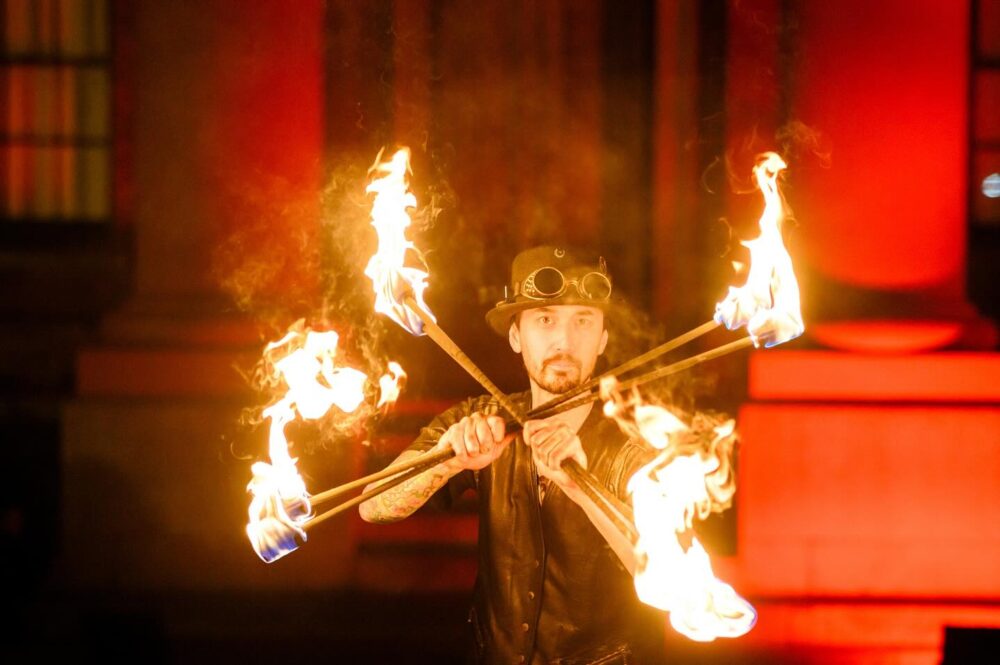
left=359, top=452, right=455, bottom=523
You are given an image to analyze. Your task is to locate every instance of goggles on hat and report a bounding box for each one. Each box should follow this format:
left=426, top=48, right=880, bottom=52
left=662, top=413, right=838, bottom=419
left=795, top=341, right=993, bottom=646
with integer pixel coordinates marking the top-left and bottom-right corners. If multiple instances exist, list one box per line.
left=513, top=266, right=612, bottom=302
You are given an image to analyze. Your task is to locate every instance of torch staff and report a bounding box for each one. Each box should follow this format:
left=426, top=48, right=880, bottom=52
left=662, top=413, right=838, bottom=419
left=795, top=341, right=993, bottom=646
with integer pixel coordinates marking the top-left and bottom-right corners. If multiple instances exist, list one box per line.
left=525, top=319, right=720, bottom=419
left=306, top=419, right=636, bottom=533
left=305, top=333, right=753, bottom=531
left=615, top=337, right=754, bottom=392
left=528, top=337, right=757, bottom=421
left=403, top=296, right=523, bottom=423
left=310, top=447, right=454, bottom=507
left=305, top=452, right=445, bottom=530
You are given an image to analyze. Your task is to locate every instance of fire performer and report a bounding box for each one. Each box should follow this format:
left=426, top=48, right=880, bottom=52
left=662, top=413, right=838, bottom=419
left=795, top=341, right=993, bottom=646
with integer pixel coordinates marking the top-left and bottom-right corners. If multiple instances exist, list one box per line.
left=360, top=245, right=666, bottom=664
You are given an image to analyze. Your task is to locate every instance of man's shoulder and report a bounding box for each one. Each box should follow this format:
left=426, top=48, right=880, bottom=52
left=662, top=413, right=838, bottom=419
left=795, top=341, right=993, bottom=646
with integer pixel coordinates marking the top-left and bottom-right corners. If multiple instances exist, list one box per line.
left=581, top=403, right=630, bottom=443
left=441, top=390, right=531, bottom=418
left=582, top=407, right=655, bottom=464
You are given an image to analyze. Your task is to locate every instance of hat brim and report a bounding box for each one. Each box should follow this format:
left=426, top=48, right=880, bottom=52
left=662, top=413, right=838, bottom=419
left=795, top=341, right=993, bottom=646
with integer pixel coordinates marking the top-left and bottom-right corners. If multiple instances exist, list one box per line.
left=484, top=297, right=616, bottom=336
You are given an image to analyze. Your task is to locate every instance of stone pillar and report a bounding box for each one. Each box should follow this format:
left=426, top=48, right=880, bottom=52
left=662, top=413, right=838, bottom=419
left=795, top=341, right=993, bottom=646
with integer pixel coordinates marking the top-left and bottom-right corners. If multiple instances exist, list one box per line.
left=60, top=1, right=357, bottom=592
left=115, top=0, right=323, bottom=335
left=715, top=2, right=1000, bottom=659
left=787, top=0, right=994, bottom=351
left=651, top=0, right=702, bottom=324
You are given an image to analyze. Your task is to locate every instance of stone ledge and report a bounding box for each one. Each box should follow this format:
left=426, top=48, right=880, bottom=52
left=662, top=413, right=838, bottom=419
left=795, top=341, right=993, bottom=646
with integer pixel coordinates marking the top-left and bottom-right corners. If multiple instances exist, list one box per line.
left=749, top=351, right=1000, bottom=402
left=76, top=346, right=257, bottom=397
left=735, top=403, right=1000, bottom=598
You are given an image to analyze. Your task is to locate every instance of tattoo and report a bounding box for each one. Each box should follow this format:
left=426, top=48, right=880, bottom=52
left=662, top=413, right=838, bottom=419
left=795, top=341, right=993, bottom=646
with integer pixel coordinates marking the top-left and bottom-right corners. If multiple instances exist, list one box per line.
left=360, top=453, right=454, bottom=523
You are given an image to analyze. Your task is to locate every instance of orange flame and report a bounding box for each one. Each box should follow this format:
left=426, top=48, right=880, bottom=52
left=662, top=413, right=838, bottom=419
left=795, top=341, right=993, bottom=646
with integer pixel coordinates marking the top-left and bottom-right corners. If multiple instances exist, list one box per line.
left=715, top=152, right=804, bottom=347
left=246, top=326, right=404, bottom=562
left=364, top=148, right=435, bottom=335
left=377, top=361, right=407, bottom=409
left=602, top=379, right=756, bottom=641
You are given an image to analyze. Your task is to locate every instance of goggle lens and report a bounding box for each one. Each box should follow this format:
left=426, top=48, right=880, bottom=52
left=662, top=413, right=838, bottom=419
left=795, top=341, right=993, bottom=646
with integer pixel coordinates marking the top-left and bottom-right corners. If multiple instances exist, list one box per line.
left=531, top=267, right=565, bottom=297
left=581, top=272, right=612, bottom=300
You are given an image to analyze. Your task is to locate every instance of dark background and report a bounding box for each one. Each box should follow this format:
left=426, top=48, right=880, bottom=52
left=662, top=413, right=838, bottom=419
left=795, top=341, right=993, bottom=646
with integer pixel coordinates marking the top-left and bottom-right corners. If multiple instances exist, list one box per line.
left=1, top=1, right=998, bottom=663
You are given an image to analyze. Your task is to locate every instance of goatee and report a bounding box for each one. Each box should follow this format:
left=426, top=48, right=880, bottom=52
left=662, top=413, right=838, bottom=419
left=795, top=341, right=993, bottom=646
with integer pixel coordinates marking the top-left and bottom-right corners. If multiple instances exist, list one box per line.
left=536, top=354, right=583, bottom=395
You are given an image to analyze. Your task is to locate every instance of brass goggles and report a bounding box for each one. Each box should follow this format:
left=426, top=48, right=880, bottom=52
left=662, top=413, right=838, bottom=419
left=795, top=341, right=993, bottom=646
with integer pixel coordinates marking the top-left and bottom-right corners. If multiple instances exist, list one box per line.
left=513, top=266, right=612, bottom=302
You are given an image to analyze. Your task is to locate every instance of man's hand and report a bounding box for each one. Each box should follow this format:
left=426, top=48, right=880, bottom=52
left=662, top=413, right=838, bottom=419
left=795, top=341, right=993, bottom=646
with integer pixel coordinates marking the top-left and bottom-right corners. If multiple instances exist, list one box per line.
left=523, top=419, right=588, bottom=490
left=436, top=413, right=512, bottom=472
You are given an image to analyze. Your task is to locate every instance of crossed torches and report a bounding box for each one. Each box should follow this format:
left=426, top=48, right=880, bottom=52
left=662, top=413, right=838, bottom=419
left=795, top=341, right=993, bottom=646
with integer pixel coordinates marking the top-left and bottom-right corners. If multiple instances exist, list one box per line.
left=250, top=148, right=801, bottom=640
left=304, top=150, right=802, bottom=532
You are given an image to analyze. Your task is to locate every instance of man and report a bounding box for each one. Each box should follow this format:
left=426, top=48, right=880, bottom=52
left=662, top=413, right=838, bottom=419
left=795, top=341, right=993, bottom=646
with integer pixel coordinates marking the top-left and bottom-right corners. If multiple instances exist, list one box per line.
left=360, top=246, right=664, bottom=664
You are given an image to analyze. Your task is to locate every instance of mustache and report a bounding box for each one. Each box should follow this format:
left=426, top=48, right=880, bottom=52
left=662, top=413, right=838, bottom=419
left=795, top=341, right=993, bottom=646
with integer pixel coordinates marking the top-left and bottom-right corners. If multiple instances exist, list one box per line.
left=542, top=354, right=580, bottom=371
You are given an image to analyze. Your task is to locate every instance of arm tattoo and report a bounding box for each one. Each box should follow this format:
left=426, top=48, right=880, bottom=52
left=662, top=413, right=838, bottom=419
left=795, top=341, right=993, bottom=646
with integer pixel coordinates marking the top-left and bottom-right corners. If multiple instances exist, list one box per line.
left=359, top=454, right=454, bottom=523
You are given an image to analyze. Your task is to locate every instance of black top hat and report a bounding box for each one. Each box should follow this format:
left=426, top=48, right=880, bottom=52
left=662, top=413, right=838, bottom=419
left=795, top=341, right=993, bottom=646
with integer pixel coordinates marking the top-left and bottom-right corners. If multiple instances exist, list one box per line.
left=484, top=245, right=613, bottom=336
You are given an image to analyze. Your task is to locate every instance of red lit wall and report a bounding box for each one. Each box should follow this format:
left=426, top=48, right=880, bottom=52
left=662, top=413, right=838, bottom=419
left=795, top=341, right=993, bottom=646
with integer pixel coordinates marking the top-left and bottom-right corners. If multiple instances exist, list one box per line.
left=715, top=1, right=1000, bottom=661
left=133, top=0, right=323, bottom=302
left=738, top=397, right=1000, bottom=599
left=726, top=351, right=1000, bottom=662
left=790, top=1, right=969, bottom=293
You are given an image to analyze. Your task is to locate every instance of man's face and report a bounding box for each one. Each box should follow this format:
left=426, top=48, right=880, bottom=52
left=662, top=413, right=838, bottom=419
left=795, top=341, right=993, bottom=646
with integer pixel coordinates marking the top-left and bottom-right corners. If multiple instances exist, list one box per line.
left=509, top=305, right=608, bottom=395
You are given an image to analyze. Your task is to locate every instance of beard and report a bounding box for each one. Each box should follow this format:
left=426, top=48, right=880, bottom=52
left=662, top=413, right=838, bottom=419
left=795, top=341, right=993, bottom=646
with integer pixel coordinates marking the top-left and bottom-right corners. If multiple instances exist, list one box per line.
left=531, top=354, right=584, bottom=395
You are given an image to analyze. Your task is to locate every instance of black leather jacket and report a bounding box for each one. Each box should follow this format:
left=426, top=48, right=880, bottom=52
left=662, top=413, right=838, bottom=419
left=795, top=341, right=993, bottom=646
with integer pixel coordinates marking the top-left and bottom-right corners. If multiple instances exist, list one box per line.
left=409, top=392, right=666, bottom=664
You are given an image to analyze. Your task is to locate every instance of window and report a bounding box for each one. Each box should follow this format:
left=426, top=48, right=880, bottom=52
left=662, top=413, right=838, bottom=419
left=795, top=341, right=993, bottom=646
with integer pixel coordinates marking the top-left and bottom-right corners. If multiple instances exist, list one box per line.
left=1, top=0, right=111, bottom=224
left=972, top=0, right=999, bottom=226
left=969, top=0, right=1000, bottom=323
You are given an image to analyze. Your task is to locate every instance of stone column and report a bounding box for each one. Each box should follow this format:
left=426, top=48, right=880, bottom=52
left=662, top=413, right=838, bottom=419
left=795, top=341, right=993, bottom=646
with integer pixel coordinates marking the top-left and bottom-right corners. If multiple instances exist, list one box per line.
left=787, top=0, right=994, bottom=351
left=651, top=0, right=702, bottom=324
left=720, top=2, right=1000, bottom=659
left=60, top=1, right=356, bottom=592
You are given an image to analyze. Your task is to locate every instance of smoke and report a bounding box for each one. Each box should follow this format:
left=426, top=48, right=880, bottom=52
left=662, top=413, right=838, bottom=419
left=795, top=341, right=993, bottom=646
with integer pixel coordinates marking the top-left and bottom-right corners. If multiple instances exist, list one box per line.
left=219, top=148, right=456, bottom=454
left=602, top=300, right=664, bottom=369
left=210, top=170, right=323, bottom=326
left=599, top=299, right=719, bottom=414
left=775, top=120, right=831, bottom=169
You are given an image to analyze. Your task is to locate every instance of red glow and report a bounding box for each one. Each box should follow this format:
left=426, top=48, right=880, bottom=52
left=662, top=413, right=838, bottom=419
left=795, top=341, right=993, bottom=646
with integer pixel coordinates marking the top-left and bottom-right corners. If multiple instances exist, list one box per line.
left=808, top=320, right=962, bottom=354
left=354, top=515, right=479, bottom=592
left=736, top=403, right=1000, bottom=599
left=77, top=347, right=254, bottom=398
left=791, top=1, right=968, bottom=292
left=731, top=600, right=1000, bottom=663
left=747, top=351, right=1000, bottom=403
left=203, top=1, right=325, bottom=300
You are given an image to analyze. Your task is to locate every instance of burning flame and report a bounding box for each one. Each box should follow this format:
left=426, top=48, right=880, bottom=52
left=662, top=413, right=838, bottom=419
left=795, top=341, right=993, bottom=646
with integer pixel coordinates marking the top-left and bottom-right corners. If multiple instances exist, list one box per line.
left=377, top=361, right=407, bottom=409
left=714, top=152, right=804, bottom=348
left=602, top=379, right=756, bottom=641
left=246, top=325, right=405, bottom=563
left=364, top=148, right=435, bottom=335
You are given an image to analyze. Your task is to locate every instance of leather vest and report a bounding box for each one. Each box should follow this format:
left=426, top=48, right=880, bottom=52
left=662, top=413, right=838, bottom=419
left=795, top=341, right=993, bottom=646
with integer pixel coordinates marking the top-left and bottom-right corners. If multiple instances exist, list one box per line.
left=410, top=393, right=665, bottom=664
